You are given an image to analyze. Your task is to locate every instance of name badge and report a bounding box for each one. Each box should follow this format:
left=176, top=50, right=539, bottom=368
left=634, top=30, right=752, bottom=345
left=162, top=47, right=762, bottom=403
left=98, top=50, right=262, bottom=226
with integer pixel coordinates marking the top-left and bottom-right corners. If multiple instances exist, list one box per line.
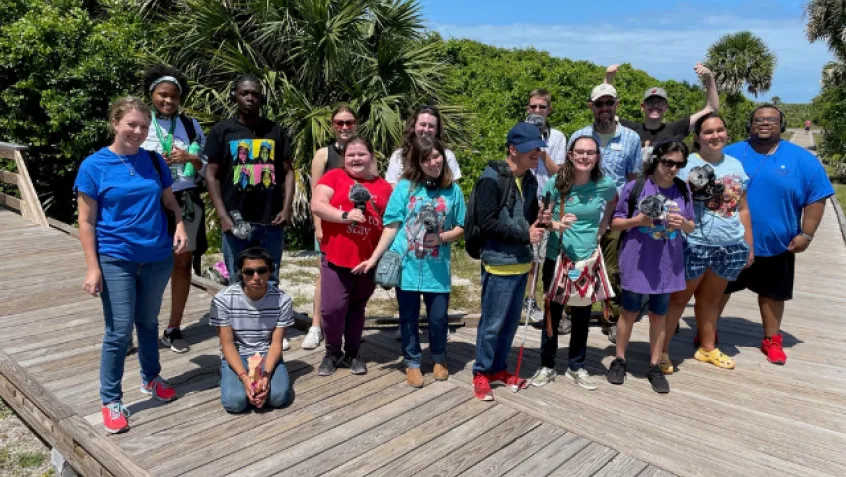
left=610, top=143, right=623, bottom=151
left=568, top=269, right=582, bottom=281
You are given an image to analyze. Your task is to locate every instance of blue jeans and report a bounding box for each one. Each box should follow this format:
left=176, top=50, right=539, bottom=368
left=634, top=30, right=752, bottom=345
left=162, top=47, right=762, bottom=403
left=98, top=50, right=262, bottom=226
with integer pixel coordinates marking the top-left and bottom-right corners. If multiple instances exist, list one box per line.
left=621, top=290, right=671, bottom=316
left=473, top=268, right=528, bottom=375
left=98, top=254, right=174, bottom=404
left=220, top=355, right=293, bottom=413
left=222, top=224, right=284, bottom=286
left=396, top=289, right=450, bottom=368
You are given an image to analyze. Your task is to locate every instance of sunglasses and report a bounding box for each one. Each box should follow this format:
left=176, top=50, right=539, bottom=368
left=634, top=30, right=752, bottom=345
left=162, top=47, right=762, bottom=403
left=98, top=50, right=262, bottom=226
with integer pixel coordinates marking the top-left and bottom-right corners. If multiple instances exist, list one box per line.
left=658, top=159, right=686, bottom=169
left=592, top=99, right=616, bottom=108
left=333, top=119, right=357, bottom=128
left=241, top=266, right=270, bottom=277
left=528, top=104, right=548, bottom=111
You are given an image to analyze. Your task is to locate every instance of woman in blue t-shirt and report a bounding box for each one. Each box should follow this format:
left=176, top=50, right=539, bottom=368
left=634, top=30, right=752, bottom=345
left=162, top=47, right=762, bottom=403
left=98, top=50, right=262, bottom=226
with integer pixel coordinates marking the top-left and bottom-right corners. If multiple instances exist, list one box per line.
left=664, top=113, right=753, bottom=372
left=74, top=97, right=188, bottom=434
left=354, top=135, right=466, bottom=388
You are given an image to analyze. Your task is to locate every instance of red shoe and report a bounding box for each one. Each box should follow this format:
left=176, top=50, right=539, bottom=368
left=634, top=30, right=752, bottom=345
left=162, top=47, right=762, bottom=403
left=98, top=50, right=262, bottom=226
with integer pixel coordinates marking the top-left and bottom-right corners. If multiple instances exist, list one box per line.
left=473, top=373, right=494, bottom=401
left=489, top=370, right=528, bottom=390
left=761, top=334, right=787, bottom=365
left=141, top=376, right=177, bottom=402
left=101, top=402, right=130, bottom=434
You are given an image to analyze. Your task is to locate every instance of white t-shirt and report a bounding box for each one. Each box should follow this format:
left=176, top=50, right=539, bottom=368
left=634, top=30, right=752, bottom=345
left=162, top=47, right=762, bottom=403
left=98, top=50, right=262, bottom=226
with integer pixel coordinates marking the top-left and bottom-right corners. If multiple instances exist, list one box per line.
left=384, top=148, right=462, bottom=185
left=533, top=127, right=567, bottom=199
left=141, top=115, right=207, bottom=192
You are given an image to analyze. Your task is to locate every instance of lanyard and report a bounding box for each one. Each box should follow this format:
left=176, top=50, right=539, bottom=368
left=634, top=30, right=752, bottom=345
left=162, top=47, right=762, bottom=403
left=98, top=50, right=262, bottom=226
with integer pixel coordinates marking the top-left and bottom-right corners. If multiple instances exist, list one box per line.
left=152, top=110, right=177, bottom=155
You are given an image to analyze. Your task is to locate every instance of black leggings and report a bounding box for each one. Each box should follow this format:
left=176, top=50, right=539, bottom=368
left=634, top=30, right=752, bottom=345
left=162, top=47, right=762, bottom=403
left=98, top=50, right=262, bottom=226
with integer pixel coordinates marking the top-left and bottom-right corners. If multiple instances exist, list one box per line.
left=540, top=259, right=591, bottom=370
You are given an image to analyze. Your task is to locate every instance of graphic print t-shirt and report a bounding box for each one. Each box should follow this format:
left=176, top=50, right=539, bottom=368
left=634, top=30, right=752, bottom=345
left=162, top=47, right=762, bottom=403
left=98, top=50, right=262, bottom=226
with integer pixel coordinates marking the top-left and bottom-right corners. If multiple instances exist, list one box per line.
left=204, top=118, right=292, bottom=224
left=383, top=179, right=466, bottom=293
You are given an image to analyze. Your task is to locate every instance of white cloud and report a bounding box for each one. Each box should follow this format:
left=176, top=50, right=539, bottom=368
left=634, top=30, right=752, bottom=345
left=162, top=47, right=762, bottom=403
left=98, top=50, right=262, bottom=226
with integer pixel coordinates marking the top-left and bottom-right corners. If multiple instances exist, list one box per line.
left=431, top=14, right=832, bottom=103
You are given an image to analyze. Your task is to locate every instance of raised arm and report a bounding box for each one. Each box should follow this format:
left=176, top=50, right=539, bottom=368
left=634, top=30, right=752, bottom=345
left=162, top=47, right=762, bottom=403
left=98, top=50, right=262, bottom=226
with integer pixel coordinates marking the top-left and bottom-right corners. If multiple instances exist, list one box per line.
left=604, top=64, right=619, bottom=85
left=689, top=63, right=720, bottom=128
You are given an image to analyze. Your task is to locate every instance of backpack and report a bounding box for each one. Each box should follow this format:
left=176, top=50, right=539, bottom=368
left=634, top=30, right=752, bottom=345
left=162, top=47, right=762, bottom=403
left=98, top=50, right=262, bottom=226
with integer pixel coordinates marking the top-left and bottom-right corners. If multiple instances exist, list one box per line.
left=464, top=173, right=513, bottom=260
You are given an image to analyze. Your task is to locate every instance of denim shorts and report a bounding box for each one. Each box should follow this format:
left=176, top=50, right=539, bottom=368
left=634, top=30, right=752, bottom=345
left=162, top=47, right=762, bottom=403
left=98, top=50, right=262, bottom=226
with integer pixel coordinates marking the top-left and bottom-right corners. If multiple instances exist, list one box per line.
left=621, top=290, right=671, bottom=316
left=684, top=242, right=749, bottom=281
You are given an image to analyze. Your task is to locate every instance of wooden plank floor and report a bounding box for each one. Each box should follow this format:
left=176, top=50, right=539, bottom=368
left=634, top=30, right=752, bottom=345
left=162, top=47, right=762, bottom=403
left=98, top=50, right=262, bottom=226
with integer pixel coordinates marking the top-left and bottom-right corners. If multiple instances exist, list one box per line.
left=1, top=135, right=844, bottom=476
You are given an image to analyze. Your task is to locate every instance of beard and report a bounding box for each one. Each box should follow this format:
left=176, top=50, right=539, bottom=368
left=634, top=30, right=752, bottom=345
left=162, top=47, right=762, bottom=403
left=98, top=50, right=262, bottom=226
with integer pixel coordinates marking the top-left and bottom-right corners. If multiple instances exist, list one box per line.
left=596, top=117, right=614, bottom=131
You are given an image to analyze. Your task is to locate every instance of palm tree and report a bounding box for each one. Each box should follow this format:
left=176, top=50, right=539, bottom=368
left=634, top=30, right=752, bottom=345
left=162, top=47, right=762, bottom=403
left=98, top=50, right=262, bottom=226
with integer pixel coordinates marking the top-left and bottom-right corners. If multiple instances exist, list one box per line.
left=138, top=0, right=464, bottom=226
left=705, top=32, right=776, bottom=98
left=771, top=96, right=782, bottom=105
left=806, top=0, right=846, bottom=60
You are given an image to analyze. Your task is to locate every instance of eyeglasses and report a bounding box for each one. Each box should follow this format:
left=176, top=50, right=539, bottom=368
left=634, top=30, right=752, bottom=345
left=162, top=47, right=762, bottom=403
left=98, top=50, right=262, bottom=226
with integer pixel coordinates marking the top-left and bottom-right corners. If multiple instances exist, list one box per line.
left=658, top=159, right=686, bottom=169
left=241, top=266, right=270, bottom=277
left=592, top=99, right=616, bottom=108
left=333, top=119, right=357, bottom=128
left=528, top=104, right=548, bottom=111
left=752, top=117, right=781, bottom=125
left=571, top=149, right=598, bottom=157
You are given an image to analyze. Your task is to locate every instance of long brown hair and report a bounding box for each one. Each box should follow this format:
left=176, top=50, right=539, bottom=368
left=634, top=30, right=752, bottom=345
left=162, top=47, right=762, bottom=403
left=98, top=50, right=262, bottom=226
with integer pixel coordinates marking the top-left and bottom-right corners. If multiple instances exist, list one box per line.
left=555, top=136, right=604, bottom=198
left=400, top=105, right=444, bottom=160
left=401, top=135, right=453, bottom=190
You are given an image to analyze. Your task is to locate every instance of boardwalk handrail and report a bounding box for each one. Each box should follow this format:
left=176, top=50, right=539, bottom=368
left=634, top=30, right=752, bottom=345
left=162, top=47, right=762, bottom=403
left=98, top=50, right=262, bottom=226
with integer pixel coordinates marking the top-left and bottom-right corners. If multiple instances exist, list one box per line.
left=0, top=141, right=49, bottom=227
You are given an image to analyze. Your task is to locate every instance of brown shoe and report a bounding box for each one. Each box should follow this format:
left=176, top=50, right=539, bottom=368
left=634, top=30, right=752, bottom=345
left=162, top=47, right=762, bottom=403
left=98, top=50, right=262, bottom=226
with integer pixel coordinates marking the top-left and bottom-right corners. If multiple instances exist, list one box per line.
left=433, top=362, right=449, bottom=381
left=406, top=368, right=424, bottom=388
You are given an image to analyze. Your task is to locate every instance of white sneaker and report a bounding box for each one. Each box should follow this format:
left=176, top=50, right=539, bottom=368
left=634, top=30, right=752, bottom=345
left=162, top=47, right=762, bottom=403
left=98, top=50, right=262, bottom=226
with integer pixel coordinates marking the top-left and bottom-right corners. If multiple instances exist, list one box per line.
left=530, top=367, right=557, bottom=387
left=282, top=338, right=291, bottom=351
left=302, top=326, right=323, bottom=350
left=565, top=368, right=596, bottom=391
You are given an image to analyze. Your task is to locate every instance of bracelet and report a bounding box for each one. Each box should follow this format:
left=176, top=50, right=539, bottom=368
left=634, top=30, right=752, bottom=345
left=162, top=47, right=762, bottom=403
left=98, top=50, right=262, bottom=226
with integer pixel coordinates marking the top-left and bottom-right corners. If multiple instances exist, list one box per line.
left=800, top=231, right=814, bottom=241
left=237, top=371, right=248, bottom=379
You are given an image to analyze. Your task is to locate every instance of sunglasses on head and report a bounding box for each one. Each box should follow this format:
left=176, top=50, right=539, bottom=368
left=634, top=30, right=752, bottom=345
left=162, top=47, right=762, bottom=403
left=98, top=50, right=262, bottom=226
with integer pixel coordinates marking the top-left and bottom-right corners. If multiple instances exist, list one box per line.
left=241, top=266, right=270, bottom=277
left=592, top=99, right=616, bottom=108
left=658, top=158, right=686, bottom=169
left=333, top=119, right=356, bottom=128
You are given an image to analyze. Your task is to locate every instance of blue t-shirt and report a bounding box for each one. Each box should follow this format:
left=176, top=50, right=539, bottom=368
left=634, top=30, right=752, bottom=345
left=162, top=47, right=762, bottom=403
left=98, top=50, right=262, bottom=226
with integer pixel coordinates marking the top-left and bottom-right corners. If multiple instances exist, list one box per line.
left=74, top=147, right=174, bottom=262
left=543, top=176, right=617, bottom=261
left=678, top=153, right=749, bottom=247
left=382, top=179, right=466, bottom=293
left=724, top=140, right=834, bottom=256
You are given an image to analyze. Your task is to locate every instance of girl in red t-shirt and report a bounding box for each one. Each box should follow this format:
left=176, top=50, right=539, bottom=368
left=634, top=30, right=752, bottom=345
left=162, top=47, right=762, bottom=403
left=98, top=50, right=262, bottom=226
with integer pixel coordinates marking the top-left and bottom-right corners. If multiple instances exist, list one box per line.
left=311, top=136, right=392, bottom=376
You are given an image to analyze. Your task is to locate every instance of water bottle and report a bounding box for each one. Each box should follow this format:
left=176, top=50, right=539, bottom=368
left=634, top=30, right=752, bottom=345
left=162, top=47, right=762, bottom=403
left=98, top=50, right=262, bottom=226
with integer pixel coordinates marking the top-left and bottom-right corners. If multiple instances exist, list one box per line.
left=181, top=142, right=200, bottom=178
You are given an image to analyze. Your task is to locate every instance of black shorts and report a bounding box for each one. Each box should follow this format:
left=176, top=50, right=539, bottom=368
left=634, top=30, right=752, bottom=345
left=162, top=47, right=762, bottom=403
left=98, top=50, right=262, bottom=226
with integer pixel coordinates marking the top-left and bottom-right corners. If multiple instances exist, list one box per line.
left=724, top=251, right=795, bottom=301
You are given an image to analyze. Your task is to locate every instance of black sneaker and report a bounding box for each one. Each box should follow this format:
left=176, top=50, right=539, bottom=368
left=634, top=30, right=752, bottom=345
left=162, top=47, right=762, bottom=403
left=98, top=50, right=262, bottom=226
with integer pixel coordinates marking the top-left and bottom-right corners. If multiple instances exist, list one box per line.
left=318, top=353, right=341, bottom=376
left=648, top=364, right=670, bottom=393
left=348, top=354, right=367, bottom=375
left=606, top=357, right=626, bottom=385
left=161, top=328, right=190, bottom=353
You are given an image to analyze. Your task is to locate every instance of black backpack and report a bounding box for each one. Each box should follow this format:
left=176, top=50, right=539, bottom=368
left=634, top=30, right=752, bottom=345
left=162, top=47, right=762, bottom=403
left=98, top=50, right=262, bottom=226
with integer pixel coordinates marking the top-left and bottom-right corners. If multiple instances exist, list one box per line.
left=464, top=173, right=513, bottom=260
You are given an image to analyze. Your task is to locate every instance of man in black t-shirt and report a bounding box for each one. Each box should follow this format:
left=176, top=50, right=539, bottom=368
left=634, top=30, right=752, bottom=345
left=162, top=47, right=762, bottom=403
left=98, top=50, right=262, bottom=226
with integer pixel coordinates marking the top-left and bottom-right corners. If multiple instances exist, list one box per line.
left=604, top=63, right=719, bottom=149
left=205, top=75, right=294, bottom=288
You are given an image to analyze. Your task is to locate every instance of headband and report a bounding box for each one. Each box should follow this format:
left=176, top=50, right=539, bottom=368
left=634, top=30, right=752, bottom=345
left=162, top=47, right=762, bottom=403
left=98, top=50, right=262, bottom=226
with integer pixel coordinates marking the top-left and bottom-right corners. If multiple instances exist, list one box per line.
left=149, top=76, right=182, bottom=94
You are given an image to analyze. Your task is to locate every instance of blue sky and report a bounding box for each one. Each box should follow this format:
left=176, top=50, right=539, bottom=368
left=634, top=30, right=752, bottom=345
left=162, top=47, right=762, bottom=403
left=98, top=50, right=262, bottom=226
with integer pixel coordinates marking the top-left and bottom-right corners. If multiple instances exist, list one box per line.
left=420, top=0, right=832, bottom=103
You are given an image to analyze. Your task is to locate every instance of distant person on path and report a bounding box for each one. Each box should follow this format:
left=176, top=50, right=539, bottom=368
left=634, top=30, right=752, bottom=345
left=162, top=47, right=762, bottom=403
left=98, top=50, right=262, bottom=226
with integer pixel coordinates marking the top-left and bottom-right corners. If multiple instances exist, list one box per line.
left=529, top=136, right=617, bottom=391
left=805, top=120, right=812, bottom=135
left=385, top=105, right=462, bottom=185
left=664, top=113, right=753, bottom=372
left=75, top=97, right=187, bottom=433
left=604, top=63, right=719, bottom=148
left=304, top=105, right=360, bottom=351
left=311, top=136, right=393, bottom=377
left=471, top=122, right=550, bottom=401
left=355, top=135, right=466, bottom=387
left=141, top=64, right=207, bottom=354
left=522, top=89, right=568, bottom=327
left=211, top=247, right=294, bottom=413
left=569, top=84, right=642, bottom=343
left=722, top=105, right=834, bottom=365
left=608, top=140, right=694, bottom=393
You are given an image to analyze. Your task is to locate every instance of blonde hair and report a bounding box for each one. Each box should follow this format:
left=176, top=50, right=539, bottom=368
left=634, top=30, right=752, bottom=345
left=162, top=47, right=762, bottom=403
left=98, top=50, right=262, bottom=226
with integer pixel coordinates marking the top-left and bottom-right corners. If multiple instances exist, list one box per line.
left=108, top=96, right=151, bottom=131
left=528, top=88, right=551, bottom=106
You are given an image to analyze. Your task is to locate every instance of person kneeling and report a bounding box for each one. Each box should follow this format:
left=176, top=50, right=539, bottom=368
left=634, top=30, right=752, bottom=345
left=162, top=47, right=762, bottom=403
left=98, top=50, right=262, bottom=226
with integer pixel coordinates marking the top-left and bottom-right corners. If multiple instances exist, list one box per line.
left=211, top=247, right=294, bottom=412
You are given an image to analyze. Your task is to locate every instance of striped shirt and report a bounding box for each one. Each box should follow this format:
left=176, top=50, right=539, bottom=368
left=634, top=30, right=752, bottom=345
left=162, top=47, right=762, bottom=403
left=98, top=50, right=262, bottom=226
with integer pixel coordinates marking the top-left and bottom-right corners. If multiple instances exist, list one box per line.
left=569, top=122, right=642, bottom=193
left=209, top=284, right=294, bottom=355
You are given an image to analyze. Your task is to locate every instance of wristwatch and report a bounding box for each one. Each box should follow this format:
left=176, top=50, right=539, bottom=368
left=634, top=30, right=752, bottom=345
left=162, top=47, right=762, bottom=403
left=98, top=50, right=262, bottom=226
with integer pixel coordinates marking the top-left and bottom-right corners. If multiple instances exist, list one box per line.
left=341, top=211, right=349, bottom=222
left=800, top=231, right=814, bottom=241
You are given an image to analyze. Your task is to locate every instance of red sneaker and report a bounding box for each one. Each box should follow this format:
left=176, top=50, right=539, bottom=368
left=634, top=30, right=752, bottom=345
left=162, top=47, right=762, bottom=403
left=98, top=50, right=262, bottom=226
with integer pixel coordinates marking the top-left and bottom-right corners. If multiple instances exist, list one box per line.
left=761, top=334, right=787, bottom=365
left=101, top=402, right=130, bottom=434
left=489, top=370, right=528, bottom=390
left=141, top=376, right=177, bottom=402
left=473, top=373, right=494, bottom=401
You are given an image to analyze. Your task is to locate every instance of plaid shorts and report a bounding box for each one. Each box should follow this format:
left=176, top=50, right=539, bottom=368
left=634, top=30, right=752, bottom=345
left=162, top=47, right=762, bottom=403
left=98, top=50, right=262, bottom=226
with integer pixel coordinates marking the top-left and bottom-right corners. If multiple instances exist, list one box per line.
left=684, top=242, right=750, bottom=281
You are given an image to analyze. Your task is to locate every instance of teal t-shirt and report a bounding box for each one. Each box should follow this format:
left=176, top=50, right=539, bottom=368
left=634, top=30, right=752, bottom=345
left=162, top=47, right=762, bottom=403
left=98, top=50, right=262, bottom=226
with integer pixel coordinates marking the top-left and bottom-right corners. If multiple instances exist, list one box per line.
left=382, top=179, right=467, bottom=293
left=543, top=176, right=617, bottom=261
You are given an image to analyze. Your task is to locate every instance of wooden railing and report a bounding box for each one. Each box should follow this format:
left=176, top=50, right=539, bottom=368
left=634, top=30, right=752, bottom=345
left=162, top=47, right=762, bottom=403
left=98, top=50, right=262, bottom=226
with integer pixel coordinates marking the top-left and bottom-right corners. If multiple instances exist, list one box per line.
left=0, top=141, right=48, bottom=227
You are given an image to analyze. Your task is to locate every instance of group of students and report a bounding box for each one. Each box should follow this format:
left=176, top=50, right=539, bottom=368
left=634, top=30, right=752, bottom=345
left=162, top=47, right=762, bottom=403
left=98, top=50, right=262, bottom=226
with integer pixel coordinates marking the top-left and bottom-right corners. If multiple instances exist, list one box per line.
left=75, top=62, right=834, bottom=434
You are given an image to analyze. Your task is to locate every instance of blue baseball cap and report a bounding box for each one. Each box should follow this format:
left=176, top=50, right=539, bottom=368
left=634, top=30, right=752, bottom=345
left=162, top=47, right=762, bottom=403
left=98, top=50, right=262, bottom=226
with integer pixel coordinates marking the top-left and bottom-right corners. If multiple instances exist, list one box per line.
left=507, top=122, right=547, bottom=153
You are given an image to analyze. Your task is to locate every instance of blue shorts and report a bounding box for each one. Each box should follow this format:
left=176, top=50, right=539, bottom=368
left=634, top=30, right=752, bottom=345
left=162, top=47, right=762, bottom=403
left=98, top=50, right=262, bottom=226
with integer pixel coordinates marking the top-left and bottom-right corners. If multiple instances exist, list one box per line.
left=684, top=242, right=749, bottom=281
left=621, top=290, right=670, bottom=316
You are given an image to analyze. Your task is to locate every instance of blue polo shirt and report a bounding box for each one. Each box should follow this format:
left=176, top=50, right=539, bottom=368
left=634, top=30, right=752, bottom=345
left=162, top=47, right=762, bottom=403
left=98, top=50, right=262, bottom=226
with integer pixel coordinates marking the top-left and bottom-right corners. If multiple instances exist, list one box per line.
left=569, top=123, right=642, bottom=192
left=724, top=140, right=833, bottom=257
left=74, top=147, right=174, bottom=263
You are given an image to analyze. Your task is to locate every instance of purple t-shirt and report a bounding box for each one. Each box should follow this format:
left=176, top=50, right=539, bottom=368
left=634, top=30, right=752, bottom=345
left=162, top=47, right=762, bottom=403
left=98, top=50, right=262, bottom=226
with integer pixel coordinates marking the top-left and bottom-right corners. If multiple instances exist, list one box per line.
left=614, top=178, right=694, bottom=294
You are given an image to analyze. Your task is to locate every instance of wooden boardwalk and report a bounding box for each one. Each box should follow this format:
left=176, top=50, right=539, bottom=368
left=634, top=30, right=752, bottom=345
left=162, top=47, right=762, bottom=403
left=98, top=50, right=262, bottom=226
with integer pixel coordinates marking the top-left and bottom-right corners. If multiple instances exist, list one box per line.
left=2, top=132, right=845, bottom=476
